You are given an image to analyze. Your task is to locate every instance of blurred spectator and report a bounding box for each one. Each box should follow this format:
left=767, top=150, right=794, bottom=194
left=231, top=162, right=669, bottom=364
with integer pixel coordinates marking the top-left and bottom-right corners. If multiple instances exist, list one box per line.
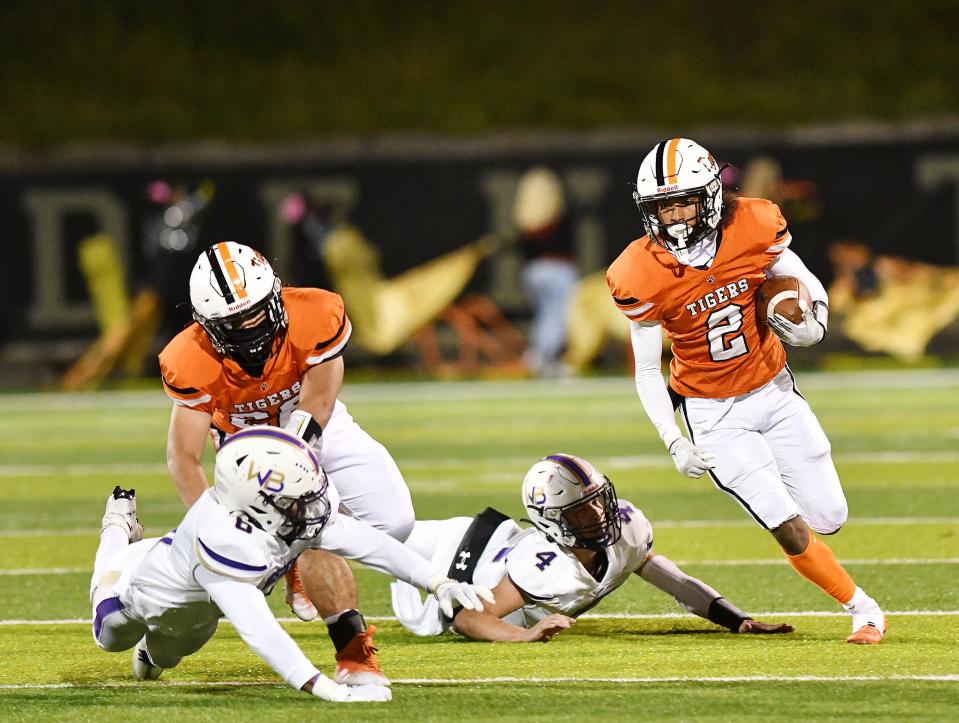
left=143, top=179, right=215, bottom=337
left=513, top=167, right=578, bottom=377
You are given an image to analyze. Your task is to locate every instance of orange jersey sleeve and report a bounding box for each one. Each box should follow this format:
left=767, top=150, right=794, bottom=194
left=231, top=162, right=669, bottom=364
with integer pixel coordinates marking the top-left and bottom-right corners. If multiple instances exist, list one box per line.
left=607, top=198, right=789, bottom=398
left=158, top=286, right=353, bottom=434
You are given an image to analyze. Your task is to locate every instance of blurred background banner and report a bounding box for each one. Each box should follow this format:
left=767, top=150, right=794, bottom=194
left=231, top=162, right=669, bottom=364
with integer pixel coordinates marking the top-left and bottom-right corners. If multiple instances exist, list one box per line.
left=3, top=1, right=959, bottom=383
left=7, top=127, right=959, bottom=338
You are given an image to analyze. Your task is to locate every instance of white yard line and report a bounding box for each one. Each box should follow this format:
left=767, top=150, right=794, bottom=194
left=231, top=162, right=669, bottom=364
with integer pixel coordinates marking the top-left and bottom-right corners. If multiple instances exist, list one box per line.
left=3, top=515, right=957, bottom=538
left=2, top=449, right=957, bottom=478
left=2, top=369, right=957, bottom=412
left=1, top=674, right=957, bottom=690
left=3, top=609, right=957, bottom=626
left=5, top=557, right=958, bottom=577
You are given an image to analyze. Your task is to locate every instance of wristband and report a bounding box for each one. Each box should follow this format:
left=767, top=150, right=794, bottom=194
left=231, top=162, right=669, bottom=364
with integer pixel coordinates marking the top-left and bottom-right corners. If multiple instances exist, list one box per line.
left=286, top=409, right=323, bottom=447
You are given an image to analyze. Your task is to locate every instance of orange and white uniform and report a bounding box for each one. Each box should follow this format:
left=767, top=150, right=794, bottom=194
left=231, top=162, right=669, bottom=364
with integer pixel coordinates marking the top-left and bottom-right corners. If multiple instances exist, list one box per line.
left=159, top=287, right=415, bottom=540
left=607, top=198, right=846, bottom=533
left=608, top=198, right=789, bottom=399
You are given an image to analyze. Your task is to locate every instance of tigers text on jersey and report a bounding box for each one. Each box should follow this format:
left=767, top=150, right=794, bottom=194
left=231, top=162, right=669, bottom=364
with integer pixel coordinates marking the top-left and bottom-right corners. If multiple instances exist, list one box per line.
left=607, top=198, right=791, bottom=398
left=158, top=287, right=351, bottom=434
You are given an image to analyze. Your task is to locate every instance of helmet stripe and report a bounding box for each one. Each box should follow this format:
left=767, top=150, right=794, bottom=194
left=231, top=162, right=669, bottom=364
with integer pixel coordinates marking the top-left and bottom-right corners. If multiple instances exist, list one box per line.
left=206, top=245, right=236, bottom=305
left=216, top=242, right=249, bottom=301
left=653, top=140, right=669, bottom=186
left=546, top=454, right=591, bottom=487
left=665, top=137, right=681, bottom=183
left=221, top=427, right=320, bottom=473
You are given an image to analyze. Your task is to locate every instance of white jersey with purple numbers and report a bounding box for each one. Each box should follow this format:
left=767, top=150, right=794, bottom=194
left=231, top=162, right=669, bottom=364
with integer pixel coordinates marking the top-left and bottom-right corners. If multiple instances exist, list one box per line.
left=390, top=500, right=653, bottom=635
left=119, top=488, right=330, bottom=627
left=503, top=500, right=653, bottom=627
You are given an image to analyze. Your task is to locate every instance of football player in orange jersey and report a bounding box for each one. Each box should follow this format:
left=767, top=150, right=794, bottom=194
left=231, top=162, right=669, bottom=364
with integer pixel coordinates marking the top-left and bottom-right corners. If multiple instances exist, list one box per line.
left=607, top=138, right=886, bottom=644
left=159, top=241, right=416, bottom=684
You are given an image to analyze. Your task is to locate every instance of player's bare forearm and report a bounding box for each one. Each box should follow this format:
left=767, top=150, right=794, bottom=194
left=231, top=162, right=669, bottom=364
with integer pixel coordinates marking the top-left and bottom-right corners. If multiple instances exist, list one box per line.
left=167, top=455, right=210, bottom=507
left=297, top=357, right=344, bottom=429
left=454, top=609, right=574, bottom=642
left=452, top=608, right=535, bottom=641
left=166, top=404, right=214, bottom=507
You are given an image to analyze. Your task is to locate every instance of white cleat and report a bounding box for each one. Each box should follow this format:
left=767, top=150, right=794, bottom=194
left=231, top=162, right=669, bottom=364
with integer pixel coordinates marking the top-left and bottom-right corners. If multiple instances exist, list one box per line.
left=102, top=486, right=144, bottom=543
left=131, top=638, right=163, bottom=680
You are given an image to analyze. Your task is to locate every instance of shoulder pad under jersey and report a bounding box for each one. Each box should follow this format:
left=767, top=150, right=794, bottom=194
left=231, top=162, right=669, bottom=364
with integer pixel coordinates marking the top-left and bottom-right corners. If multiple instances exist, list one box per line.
left=504, top=529, right=581, bottom=603
left=158, top=324, right=223, bottom=408
left=193, top=504, right=271, bottom=583
left=283, top=287, right=352, bottom=365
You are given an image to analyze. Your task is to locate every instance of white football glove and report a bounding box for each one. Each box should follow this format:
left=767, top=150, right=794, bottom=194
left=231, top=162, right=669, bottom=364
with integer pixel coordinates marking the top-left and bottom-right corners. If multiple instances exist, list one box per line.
left=668, top=437, right=716, bottom=478
left=428, top=575, right=495, bottom=618
left=766, top=300, right=825, bottom=347
left=309, top=673, right=392, bottom=703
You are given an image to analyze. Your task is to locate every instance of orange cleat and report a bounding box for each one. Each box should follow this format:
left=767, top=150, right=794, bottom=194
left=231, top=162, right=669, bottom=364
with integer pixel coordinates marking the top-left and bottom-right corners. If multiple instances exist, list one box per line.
left=846, top=621, right=886, bottom=645
left=334, top=625, right=390, bottom=686
left=284, top=564, right=318, bottom=622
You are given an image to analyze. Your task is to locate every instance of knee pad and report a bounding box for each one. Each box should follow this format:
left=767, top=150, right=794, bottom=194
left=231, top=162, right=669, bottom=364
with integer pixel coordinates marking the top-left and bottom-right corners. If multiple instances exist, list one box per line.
left=810, top=500, right=848, bottom=535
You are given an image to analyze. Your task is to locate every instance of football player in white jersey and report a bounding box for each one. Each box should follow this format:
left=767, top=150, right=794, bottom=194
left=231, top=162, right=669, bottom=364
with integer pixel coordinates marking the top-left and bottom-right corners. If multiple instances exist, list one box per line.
left=391, top=453, right=792, bottom=641
left=89, top=427, right=492, bottom=702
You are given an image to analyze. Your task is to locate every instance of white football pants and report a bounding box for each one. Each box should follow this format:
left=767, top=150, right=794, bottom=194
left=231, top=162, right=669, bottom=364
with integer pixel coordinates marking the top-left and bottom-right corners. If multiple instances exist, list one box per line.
left=677, top=366, right=848, bottom=533
left=91, top=539, right=218, bottom=668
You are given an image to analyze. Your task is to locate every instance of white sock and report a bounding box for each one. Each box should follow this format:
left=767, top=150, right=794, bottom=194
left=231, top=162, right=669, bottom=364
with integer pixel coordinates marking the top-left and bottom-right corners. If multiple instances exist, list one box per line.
left=843, top=586, right=876, bottom=611
left=90, top=527, right=128, bottom=604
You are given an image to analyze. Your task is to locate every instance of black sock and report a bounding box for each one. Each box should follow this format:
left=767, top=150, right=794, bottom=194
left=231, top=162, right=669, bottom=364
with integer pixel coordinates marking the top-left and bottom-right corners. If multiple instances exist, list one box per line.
left=707, top=597, right=749, bottom=632
left=327, top=609, right=366, bottom=652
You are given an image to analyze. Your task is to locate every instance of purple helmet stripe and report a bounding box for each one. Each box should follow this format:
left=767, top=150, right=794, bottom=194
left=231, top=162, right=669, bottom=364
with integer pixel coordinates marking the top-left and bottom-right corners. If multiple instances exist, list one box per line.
left=546, top=454, right=591, bottom=487
left=220, top=427, right=319, bottom=472
left=198, top=537, right=268, bottom=572
left=92, top=596, right=124, bottom=641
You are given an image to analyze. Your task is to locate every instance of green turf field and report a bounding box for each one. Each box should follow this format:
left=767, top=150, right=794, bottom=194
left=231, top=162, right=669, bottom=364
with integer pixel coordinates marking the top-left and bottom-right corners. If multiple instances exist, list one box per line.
left=0, top=370, right=957, bottom=720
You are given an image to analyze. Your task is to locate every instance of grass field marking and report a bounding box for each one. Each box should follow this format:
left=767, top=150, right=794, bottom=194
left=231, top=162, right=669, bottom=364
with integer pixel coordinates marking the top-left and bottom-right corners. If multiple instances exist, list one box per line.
left=5, top=557, right=958, bottom=577
left=3, top=450, right=958, bottom=478
left=2, top=674, right=958, bottom=690
left=4, top=610, right=957, bottom=626
left=3, top=369, right=958, bottom=413
left=4, top=516, right=958, bottom=538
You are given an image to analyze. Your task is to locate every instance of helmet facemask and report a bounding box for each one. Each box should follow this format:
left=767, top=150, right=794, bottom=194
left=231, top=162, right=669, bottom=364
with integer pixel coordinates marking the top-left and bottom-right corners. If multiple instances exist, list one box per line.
left=259, top=485, right=330, bottom=545
left=194, top=279, right=288, bottom=374
left=554, top=481, right=622, bottom=550
left=634, top=179, right=721, bottom=256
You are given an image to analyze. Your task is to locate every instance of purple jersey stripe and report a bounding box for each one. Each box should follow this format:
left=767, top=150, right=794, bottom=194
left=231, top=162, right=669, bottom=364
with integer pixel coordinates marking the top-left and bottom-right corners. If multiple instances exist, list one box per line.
left=93, top=596, right=124, bottom=640
left=159, top=537, right=173, bottom=545
left=546, top=454, right=591, bottom=487
left=198, top=537, right=268, bottom=572
left=492, top=546, right=511, bottom=562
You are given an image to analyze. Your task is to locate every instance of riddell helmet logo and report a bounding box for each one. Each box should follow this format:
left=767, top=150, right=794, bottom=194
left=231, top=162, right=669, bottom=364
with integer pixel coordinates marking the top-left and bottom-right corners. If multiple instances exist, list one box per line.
left=657, top=184, right=679, bottom=193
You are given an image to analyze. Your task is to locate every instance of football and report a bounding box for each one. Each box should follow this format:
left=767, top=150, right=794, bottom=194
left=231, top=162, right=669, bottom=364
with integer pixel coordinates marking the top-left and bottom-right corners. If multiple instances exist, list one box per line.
left=756, top=275, right=812, bottom=325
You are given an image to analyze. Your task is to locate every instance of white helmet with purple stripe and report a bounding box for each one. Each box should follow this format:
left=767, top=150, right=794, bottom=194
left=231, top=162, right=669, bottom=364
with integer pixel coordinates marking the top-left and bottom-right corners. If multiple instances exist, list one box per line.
left=213, top=426, right=330, bottom=544
left=521, top=453, right=622, bottom=550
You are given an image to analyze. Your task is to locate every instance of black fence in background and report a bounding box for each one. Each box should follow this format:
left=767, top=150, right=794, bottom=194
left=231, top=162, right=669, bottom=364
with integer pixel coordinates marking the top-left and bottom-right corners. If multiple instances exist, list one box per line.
left=3, top=125, right=959, bottom=348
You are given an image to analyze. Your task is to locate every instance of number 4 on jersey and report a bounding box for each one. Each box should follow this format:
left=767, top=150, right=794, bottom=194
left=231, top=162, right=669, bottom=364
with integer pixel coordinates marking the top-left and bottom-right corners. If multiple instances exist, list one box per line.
left=535, top=551, right=557, bottom=571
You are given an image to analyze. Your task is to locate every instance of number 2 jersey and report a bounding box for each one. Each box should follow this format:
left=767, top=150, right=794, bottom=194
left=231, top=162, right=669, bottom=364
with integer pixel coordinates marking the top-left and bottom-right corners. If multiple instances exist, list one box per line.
left=390, top=500, right=654, bottom=634
left=606, top=197, right=791, bottom=398
left=158, top=287, right=351, bottom=437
